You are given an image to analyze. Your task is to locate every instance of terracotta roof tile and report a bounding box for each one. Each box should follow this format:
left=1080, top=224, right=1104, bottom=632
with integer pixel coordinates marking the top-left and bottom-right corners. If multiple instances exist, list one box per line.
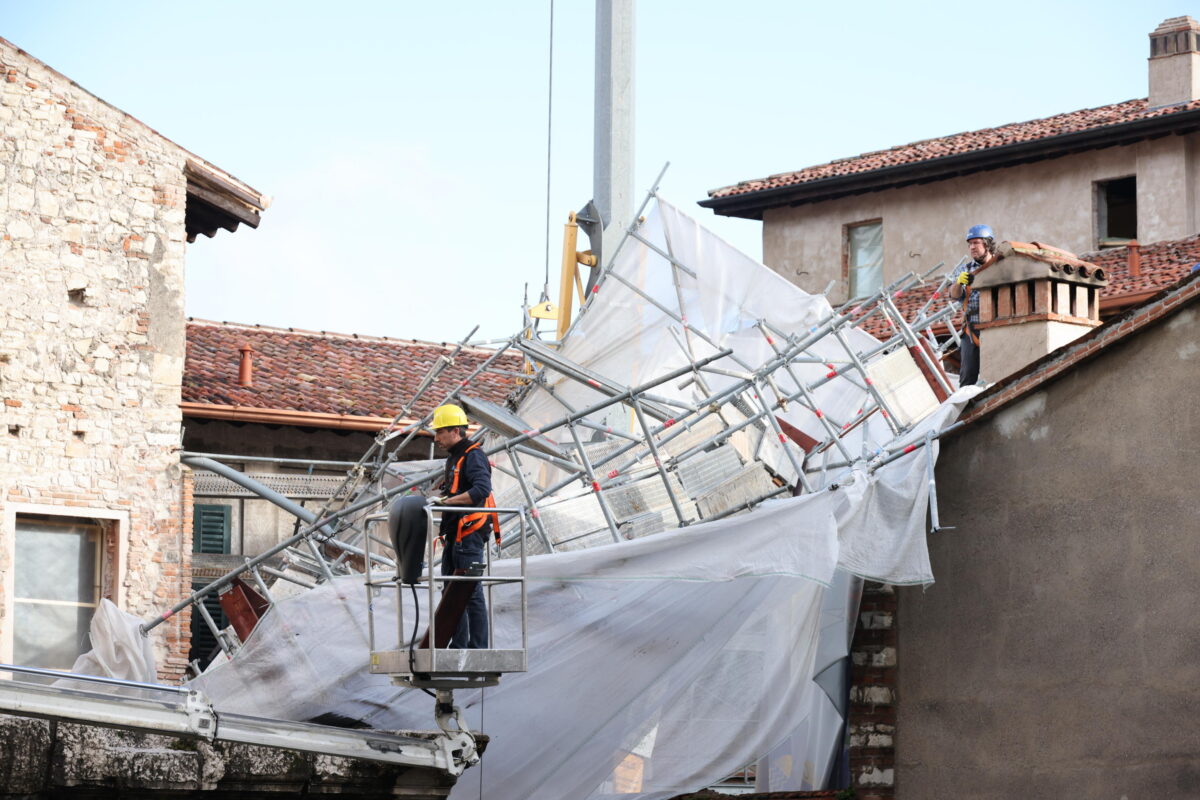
left=183, top=320, right=522, bottom=419
left=709, top=98, right=1200, bottom=200
left=861, top=235, right=1200, bottom=340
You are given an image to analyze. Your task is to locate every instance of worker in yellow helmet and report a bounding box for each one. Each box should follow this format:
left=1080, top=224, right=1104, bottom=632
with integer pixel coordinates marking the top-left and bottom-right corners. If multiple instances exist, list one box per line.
left=431, top=403, right=498, bottom=649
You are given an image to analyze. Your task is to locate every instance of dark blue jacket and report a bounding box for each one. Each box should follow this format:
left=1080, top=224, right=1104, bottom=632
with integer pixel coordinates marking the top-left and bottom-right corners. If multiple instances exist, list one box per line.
left=439, top=438, right=494, bottom=541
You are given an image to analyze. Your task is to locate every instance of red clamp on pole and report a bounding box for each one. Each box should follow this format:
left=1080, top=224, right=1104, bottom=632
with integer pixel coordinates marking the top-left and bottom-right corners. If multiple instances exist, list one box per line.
left=607, top=469, right=619, bottom=479
left=814, top=409, right=824, bottom=419
left=864, top=377, right=873, bottom=386
left=663, top=418, right=676, bottom=427
left=592, top=285, right=599, bottom=294
left=931, top=291, right=941, bottom=299
left=591, top=481, right=601, bottom=493
left=826, top=369, right=838, bottom=379
left=881, top=409, right=889, bottom=418
left=766, top=336, right=775, bottom=345
left=531, top=508, right=540, bottom=518
left=161, top=609, right=174, bottom=621
left=777, top=433, right=787, bottom=444
left=894, top=290, right=905, bottom=298
left=902, top=444, right=918, bottom=454
left=586, top=378, right=601, bottom=388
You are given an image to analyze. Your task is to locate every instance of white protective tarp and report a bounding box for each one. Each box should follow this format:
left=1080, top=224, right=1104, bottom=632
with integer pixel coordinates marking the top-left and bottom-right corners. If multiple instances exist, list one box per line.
left=188, top=388, right=974, bottom=799
left=68, top=598, right=156, bottom=683
left=192, top=485, right=839, bottom=799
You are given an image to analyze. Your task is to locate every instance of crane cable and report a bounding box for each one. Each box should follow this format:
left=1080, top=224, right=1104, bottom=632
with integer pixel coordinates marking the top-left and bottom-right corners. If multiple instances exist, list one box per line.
left=541, top=0, right=555, bottom=304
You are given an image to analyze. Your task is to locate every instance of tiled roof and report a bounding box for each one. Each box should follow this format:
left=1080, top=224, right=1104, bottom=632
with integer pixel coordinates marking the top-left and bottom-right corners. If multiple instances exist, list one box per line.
left=709, top=98, right=1200, bottom=200
left=183, top=320, right=522, bottom=420
left=1081, top=235, right=1200, bottom=297
left=862, top=235, right=1200, bottom=340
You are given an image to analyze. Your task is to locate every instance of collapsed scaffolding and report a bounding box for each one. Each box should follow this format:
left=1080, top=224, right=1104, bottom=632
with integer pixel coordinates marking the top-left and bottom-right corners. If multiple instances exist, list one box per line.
left=153, top=172, right=969, bottom=667
left=53, top=173, right=984, bottom=800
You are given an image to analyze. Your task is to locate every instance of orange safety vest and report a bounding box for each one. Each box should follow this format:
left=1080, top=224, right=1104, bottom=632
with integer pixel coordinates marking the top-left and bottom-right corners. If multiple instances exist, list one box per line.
left=449, top=442, right=501, bottom=544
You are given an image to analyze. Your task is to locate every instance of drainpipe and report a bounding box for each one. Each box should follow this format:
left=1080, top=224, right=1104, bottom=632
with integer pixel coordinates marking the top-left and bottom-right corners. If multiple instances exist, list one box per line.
left=181, top=456, right=337, bottom=540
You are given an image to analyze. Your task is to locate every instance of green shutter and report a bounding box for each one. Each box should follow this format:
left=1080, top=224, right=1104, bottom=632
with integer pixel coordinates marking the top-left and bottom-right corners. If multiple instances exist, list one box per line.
left=192, top=505, right=231, bottom=554
left=188, top=580, right=228, bottom=665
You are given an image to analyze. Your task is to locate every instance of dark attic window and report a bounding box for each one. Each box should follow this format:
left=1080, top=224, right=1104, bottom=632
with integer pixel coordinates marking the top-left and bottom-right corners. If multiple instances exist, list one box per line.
left=1096, top=176, right=1137, bottom=248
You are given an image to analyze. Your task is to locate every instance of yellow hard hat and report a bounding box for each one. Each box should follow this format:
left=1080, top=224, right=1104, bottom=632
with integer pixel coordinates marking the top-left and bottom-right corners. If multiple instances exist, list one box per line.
left=431, top=403, right=469, bottom=430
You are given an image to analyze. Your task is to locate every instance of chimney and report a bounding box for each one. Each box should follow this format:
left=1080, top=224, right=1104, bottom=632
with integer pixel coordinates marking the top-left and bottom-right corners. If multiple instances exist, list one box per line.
left=972, top=242, right=1109, bottom=382
left=1127, top=240, right=1141, bottom=277
left=238, top=344, right=254, bottom=387
left=1148, top=16, right=1200, bottom=108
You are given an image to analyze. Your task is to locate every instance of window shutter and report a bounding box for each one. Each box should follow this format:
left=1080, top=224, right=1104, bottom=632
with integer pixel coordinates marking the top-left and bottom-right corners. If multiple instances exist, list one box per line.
left=192, top=504, right=231, bottom=554
left=188, top=581, right=228, bottom=665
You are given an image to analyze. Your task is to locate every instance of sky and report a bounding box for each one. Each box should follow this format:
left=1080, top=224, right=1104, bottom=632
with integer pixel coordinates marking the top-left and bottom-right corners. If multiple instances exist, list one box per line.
left=3, top=1, right=1184, bottom=343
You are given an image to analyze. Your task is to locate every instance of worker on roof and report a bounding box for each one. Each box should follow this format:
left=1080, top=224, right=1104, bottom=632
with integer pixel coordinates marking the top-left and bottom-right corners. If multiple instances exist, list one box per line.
left=949, top=224, right=997, bottom=386
left=431, top=403, right=499, bottom=649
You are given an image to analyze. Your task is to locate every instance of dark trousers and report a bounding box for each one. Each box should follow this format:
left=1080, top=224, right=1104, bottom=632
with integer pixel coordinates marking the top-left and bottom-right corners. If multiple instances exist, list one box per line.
left=440, top=531, right=489, bottom=649
left=959, top=323, right=980, bottom=386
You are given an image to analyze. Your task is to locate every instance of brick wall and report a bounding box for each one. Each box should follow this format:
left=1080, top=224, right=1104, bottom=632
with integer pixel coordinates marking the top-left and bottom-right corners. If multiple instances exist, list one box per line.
left=848, top=581, right=896, bottom=799
left=0, top=39, right=193, bottom=680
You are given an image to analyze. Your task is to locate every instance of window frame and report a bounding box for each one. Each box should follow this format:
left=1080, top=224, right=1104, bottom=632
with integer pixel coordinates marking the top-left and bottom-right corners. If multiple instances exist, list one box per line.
left=842, top=218, right=884, bottom=300
left=1, top=504, right=128, bottom=667
left=1094, top=175, right=1137, bottom=249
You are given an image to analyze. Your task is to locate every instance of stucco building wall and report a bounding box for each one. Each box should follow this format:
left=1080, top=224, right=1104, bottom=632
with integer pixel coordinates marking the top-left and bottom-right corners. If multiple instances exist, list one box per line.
left=894, top=302, right=1199, bottom=796
left=0, top=41, right=194, bottom=679
left=761, top=134, right=1200, bottom=304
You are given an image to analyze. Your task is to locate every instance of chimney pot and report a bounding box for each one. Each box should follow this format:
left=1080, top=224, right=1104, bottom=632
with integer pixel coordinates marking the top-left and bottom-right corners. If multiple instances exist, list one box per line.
left=1127, top=240, right=1141, bottom=277
left=238, top=344, right=254, bottom=387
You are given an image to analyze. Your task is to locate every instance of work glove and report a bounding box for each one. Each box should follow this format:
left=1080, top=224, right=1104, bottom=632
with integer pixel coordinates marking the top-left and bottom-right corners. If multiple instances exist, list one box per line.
left=956, top=271, right=974, bottom=287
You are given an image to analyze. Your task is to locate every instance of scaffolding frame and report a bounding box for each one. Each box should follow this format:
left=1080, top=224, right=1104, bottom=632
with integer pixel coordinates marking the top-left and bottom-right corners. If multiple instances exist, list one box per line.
left=148, top=174, right=967, bottom=675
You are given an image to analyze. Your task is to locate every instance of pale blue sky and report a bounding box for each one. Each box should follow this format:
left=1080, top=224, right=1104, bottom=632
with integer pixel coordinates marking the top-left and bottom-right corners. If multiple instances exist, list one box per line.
left=3, top=1, right=1182, bottom=342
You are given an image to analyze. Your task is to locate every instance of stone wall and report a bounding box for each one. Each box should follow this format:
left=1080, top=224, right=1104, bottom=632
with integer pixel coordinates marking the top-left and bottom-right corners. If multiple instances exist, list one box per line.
left=0, top=40, right=193, bottom=680
left=0, top=715, right=459, bottom=798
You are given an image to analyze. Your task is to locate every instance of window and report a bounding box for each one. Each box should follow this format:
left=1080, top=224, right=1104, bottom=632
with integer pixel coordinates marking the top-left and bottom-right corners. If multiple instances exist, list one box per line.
left=190, top=504, right=231, bottom=666
left=1096, top=176, right=1137, bottom=248
left=193, top=504, right=231, bottom=555
left=845, top=220, right=883, bottom=299
left=13, top=516, right=102, bottom=669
